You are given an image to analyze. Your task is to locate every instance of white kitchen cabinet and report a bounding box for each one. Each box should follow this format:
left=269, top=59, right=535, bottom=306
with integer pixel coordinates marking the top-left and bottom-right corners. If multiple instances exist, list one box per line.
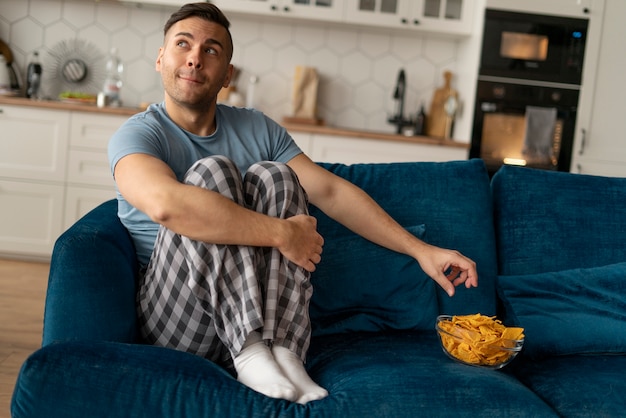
left=0, top=103, right=129, bottom=259
left=573, top=161, right=626, bottom=178
left=570, top=0, right=626, bottom=177
left=486, top=0, right=595, bottom=18
left=0, top=180, right=65, bottom=258
left=65, top=112, right=127, bottom=227
left=309, top=134, right=467, bottom=164
left=345, top=0, right=474, bottom=36
left=0, top=105, right=69, bottom=258
left=290, top=131, right=314, bottom=156
left=0, top=105, right=69, bottom=182
left=212, top=0, right=345, bottom=22
left=122, top=0, right=181, bottom=7
left=64, top=186, right=117, bottom=229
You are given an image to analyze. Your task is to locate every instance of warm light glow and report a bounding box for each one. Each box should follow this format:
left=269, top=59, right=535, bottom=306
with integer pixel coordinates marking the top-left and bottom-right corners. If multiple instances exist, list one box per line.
left=503, top=158, right=527, bottom=166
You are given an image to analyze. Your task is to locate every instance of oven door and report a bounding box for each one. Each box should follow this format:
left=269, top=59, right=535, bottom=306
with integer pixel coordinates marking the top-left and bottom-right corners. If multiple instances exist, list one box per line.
left=470, top=81, right=578, bottom=175
left=480, top=9, right=588, bottom=85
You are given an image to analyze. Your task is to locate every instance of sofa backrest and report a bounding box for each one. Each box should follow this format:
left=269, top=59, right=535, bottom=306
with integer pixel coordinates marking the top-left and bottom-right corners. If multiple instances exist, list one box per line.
left=309, top=159, right=498, bottom=337
left=492, top=165, right=626, bottom=275
left=44, top=160, right=498, bottom=345
left=43, top=199, right=139, bottom=346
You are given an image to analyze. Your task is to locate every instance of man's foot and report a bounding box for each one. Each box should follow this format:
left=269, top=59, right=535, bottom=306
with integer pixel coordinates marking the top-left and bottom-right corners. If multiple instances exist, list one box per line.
left=272, top=345, right=329, bottom=404
left=233, top=341, right=297, bottom=401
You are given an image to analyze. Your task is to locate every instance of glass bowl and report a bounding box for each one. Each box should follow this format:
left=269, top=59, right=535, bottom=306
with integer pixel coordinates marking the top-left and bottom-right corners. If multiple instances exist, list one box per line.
left=435, top=315, right=524, bottom=370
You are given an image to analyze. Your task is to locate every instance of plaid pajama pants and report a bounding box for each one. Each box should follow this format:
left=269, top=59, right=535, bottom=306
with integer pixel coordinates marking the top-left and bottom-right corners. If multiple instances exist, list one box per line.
left=138, top=155, right=313, bottom=368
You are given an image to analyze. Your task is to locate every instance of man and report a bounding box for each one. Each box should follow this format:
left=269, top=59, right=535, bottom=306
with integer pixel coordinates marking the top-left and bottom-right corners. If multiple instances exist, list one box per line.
left=108, top=2, right=478, bottom=405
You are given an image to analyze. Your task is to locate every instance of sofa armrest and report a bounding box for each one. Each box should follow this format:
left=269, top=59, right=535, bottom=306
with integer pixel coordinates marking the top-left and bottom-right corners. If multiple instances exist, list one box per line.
left=42, top=199, right=139, bottom=346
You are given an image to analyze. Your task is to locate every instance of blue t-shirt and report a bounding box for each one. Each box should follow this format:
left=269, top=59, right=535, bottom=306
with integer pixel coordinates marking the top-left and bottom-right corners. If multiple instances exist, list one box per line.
left=108, top=102, right=302, bottom=265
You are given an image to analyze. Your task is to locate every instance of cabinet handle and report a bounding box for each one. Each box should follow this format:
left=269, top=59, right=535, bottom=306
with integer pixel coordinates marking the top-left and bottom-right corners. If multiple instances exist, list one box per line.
left=413, top=19, right=420, bottom=25
left=578, top=128, right=587, bottom=155
left=400, top=18, right=408, bottom=24
left=0, top=108, right=3, bottom=114
left=271, top=5, right=278, bottom=11
left=283, top=6, right=290, bottom=12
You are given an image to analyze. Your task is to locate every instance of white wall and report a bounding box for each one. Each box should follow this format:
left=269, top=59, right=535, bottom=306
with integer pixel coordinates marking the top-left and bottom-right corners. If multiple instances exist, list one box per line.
left=0, top=0, right=482, bottom=139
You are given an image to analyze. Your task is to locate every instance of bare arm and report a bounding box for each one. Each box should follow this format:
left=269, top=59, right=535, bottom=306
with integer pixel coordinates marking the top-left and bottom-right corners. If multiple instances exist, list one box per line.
left=288, top=153, right=478, bottom=296
left=114, top=153, right=323, bottom=271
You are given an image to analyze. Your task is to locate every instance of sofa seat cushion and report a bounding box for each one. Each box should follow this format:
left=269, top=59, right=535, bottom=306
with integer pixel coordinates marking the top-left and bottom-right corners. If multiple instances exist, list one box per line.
left=310, top=160, right=498, bottom=335
left=13, top=336, right=557, bottom=418
left=305, top=331, right=558, bottom=417
left=11, top=341, right=300, bottom=418
left=510, top=355, right=626, bottom=418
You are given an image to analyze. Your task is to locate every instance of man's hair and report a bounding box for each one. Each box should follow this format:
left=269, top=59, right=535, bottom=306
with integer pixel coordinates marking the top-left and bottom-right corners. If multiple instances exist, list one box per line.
left=164, top=2, right=233, bottom=59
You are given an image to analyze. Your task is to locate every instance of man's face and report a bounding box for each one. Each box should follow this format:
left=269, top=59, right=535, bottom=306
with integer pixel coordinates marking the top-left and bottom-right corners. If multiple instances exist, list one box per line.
left=157, top=16, right=233, bottom=108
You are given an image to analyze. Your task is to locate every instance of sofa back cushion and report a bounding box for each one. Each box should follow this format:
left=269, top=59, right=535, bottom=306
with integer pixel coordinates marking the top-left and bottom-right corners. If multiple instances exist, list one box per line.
left=492, top=166, right=626, bottom=275
left=498, top=262, right=626, bottom=358
left=43, top=199, right=139, bottom=346
left=309, top=159, right=498, bottom=336
left=494, top=167, right=626, bottom=358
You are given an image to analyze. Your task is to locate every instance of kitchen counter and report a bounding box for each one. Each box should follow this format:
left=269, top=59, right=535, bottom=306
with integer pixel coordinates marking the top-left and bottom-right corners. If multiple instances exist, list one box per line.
left=0, top=95, right=142, bottom=117
left=282, top=121, right=469, bottom=149
left=0, top=96, right=469, bottom=150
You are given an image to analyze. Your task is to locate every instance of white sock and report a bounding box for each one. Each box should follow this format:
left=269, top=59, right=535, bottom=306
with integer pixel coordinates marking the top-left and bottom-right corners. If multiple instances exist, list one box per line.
left=233, top=336, right=297, bottom=402
left=272, top=345, right=329, bottom=404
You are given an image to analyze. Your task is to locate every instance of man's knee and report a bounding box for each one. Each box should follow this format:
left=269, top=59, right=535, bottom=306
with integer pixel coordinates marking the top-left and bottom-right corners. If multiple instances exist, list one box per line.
left=184, top=155, right=243, bottom=198
left=246, top=161, right=299, bottom=186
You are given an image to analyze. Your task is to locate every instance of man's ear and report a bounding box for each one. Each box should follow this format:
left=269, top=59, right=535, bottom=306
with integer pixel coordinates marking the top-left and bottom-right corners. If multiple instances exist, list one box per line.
left=222, top=64, right=234, bottom=88
left=156, top=47, right=164, bottom=72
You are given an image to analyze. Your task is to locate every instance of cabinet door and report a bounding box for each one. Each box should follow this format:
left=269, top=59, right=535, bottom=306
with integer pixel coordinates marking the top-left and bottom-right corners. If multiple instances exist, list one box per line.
left=0, top=105, right=69, bottom=182
left=346, top=0, right=472, bottom=34
left=414, top=0, right=474, bottom=35
left=69, top=113, right=129, bottom=151
left=290, top=132, right=313, bottom=155
left=67, top=150, right=115, bottom=188
left=574, top=161, right=626, bottom=178
left=122, top=0, right=183, bottom=6
left=571, top=0, right=624, bottom=176
left=64, top=186, right=117, bottom=229
left=284, top=0, right=344, bottom=21
left=485, top=0, right=595, bottom=18
left=310, top=134, right=468, bottom=164
left=211, top=0, right=276, bottom=15
left=213, top=0, right=344, bottom=22
left=345, top=0, right=411, bottom=27
left=0, top=180, right=65, bottom=258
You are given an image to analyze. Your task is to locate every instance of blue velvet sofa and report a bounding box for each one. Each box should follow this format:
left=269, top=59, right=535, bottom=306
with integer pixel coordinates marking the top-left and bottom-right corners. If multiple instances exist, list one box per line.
left=11, top=159, right=626, bottom=417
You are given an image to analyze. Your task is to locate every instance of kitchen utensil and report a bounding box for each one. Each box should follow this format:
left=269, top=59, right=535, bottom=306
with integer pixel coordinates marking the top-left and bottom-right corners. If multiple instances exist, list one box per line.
left=427, top=71, right=458, bottom=139
left=0, top=38, right=21, bottom=91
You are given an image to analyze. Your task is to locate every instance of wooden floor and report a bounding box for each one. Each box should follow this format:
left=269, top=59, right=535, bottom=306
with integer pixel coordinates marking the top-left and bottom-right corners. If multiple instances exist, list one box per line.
left=0, top=258, right=49, bottom=418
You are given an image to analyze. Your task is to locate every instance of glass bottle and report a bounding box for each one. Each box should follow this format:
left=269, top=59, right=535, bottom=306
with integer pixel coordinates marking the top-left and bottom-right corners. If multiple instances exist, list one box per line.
left=26, top=51, right=42, bottom=99
left=102, top=47, right=123, bottom=107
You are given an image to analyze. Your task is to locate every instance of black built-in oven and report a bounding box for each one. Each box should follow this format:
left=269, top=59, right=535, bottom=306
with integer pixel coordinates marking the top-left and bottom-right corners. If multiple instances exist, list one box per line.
left=470, top=9, right=589, bottom=175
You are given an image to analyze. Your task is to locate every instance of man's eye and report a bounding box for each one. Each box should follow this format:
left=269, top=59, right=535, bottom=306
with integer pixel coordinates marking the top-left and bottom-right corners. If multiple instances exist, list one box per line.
left=177, top=41, right=188, bottom=47
left=205, top=47, right=218, bottom=55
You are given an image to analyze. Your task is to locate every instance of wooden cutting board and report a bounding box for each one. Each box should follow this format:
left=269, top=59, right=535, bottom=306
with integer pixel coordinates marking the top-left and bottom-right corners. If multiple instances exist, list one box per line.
left=427, top=71, right=458, bottom=139
left=0, top=39, right=14, bottom=64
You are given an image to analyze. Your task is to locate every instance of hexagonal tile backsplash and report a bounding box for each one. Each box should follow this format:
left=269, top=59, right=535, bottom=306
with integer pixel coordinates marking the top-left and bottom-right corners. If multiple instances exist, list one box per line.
left=0, top=0, right=460, bottom=133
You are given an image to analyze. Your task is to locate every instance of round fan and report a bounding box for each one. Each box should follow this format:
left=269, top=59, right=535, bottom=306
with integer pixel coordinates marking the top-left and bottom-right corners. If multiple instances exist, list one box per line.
left=43, top=39, right=105, bottom=98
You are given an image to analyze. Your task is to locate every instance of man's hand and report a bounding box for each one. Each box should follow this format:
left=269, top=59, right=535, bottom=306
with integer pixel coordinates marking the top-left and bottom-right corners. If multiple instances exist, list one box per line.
left=278, top=215, right=324, bottom=272
left=415, top=244, right=478, bottom=297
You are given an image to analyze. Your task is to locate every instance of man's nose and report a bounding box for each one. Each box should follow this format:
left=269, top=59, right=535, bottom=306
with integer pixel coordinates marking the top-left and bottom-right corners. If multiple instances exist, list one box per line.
left=187, top=50, right=202, bottom=69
